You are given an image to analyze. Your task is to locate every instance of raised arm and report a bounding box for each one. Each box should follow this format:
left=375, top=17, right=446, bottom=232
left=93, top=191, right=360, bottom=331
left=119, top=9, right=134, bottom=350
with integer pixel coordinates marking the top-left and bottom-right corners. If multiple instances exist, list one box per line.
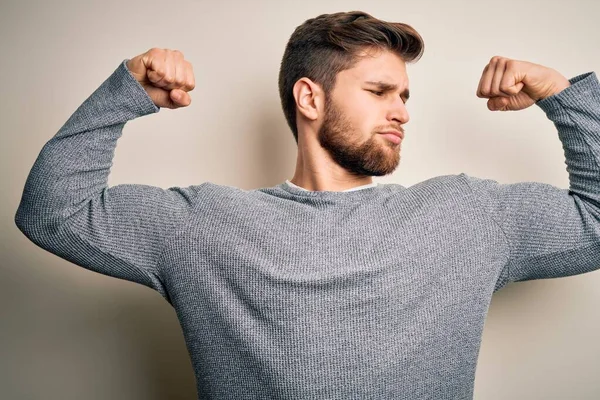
left=469, top=56, right=600, bottom=289
left=14, top=48, right=200, bottom=302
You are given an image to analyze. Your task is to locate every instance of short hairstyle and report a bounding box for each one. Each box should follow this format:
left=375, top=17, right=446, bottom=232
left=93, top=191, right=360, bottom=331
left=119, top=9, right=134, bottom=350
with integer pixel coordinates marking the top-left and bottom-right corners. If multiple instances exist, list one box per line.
left=278, top=11, right=425, bottom=144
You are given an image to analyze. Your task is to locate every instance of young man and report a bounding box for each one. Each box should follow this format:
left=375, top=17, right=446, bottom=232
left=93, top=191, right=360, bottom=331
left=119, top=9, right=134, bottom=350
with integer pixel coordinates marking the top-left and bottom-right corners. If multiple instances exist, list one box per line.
left=14, top=10, right=599, bottom=400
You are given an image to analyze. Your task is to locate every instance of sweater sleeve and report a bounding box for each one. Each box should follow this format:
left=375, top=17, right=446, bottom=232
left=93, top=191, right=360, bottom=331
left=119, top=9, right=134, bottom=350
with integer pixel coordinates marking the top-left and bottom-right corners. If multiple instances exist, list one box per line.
left=14, top=59, right=203, bottom=302
left=463, top=71, right=600, bottom=290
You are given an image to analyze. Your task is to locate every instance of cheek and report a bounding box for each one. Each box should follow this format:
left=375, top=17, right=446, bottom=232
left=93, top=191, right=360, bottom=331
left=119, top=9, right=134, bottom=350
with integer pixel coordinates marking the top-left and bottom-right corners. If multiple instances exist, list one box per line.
left=344, top=96, right=378, bottom=132
left=332, top=92, right=379, bottom=135
left=354, top=105, right=379, bottom=134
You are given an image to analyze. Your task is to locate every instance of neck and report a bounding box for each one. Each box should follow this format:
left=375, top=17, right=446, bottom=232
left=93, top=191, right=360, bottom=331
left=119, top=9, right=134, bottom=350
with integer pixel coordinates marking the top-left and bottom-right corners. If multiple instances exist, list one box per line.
left=290, top=134, right=373, bottom=192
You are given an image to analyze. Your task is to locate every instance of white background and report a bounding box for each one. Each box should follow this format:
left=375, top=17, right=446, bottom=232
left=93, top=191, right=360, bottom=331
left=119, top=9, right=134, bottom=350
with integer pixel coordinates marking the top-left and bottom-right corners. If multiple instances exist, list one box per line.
left=2, top=0, right=600, bottom=398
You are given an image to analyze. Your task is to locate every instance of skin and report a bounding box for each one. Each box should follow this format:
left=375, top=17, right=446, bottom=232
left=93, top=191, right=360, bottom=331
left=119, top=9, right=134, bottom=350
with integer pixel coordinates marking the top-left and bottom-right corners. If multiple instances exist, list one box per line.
left=476, top=55, right=571, bottom=111
left=126, top=48, right=571, bottom=193
left=291, top=47, right=410, bottom=192
left=126, top=48, right=195, bottom=109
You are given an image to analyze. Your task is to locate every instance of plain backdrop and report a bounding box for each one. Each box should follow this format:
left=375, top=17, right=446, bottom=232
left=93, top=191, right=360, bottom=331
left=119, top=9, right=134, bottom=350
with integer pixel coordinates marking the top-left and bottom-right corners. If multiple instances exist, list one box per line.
left=2, top=0, right=600, bottom=399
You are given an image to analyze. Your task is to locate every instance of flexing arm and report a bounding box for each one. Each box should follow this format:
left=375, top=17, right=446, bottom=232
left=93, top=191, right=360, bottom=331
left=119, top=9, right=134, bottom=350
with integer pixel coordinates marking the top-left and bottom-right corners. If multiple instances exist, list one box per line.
left=14, top=48, right=200, bottom=301
left=469, top=57, right=600, bottom=289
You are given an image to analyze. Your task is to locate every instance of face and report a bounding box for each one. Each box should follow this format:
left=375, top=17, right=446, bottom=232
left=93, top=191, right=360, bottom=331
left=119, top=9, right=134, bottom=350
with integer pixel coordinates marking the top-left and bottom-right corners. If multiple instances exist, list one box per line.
left=317, top=48, right=410, bottom=177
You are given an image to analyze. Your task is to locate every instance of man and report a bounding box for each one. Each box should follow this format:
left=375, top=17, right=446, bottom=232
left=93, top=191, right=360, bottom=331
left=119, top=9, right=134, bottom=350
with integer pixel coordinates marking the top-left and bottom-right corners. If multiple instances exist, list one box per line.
left=14, top=10, right=600, bottom=400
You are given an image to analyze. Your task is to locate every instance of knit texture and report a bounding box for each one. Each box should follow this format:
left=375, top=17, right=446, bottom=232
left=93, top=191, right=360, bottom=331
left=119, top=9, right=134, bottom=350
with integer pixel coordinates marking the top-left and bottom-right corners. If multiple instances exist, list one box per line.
left=15, top=59, right=600, bottom=399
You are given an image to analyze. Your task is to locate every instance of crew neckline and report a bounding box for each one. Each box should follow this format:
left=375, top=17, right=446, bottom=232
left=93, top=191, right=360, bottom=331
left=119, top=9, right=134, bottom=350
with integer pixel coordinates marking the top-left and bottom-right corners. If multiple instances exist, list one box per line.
left=265, top=180, right=388, bottom=204
left=284, top=179, right=378, bottom=192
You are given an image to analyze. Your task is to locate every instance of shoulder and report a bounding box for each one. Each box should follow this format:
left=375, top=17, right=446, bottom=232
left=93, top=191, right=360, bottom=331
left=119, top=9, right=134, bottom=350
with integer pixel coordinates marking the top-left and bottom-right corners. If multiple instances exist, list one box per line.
left=403, top=173, right=471, bottom=198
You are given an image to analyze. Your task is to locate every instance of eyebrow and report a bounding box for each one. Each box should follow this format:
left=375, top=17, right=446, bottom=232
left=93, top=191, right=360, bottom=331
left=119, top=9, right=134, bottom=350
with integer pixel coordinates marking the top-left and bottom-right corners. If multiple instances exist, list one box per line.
left=364, top=81, right=410, bottom=101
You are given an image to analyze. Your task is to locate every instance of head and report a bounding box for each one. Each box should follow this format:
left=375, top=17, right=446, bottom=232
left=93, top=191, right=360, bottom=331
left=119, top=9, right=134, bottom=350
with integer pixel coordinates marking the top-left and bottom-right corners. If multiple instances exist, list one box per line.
left=278, top=11, right=424, bottom=177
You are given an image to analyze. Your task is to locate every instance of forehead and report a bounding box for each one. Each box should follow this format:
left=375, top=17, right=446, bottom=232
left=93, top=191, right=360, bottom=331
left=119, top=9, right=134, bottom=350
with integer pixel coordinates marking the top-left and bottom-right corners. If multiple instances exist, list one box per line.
left=339, top=49, right=408, bottom=86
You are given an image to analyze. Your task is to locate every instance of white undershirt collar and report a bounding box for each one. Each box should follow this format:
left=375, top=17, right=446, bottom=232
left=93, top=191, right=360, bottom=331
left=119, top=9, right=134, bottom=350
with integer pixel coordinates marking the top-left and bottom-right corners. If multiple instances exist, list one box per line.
left=285, top=179, right=378, bottom=192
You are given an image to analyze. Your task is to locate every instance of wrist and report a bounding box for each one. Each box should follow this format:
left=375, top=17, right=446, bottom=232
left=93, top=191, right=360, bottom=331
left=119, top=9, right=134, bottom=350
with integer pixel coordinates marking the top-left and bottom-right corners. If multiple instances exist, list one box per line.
left=539, top=77, right=571, bottom=101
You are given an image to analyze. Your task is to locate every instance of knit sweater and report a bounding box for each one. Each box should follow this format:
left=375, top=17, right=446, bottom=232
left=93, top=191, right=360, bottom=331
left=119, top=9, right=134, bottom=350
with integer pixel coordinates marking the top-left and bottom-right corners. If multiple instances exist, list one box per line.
left=14, top=59, right=600, bottom=399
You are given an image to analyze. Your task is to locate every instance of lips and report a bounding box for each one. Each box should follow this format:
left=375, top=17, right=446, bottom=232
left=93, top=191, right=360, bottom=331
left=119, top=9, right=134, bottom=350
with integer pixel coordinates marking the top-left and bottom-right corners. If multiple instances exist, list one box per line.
left=379, top=130, right=404, bottom=140
left=378, top=131, right=403, bottom=145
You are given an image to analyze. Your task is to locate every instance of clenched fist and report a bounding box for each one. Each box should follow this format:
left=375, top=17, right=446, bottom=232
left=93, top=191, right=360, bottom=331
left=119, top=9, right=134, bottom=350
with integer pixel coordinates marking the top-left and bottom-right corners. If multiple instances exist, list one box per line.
left=126, top=48, right=195, bottom=109
left=476, top=56, right=570, bottom=112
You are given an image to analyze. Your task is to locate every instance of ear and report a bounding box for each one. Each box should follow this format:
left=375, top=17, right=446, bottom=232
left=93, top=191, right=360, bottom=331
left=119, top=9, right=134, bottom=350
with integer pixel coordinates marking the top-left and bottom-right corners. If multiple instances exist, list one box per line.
left=292, top=77, right=325, bottom=122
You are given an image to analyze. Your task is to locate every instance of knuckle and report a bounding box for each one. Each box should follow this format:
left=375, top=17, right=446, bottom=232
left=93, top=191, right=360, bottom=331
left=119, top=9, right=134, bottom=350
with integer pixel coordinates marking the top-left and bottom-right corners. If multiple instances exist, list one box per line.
left=182, top=80, right=194, bottom=91
left=148, top=47, right=163, bottom=57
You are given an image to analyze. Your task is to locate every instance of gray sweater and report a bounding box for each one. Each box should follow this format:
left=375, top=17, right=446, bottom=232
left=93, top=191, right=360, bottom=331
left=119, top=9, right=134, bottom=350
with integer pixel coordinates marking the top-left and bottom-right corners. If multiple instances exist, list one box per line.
left=14, top=59, right=600, bottom=399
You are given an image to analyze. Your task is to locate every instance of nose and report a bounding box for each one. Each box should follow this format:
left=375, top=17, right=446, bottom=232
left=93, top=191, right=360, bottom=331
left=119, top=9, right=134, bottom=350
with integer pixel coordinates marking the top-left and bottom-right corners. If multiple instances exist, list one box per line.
left=387, top=97, right=410, bottom=125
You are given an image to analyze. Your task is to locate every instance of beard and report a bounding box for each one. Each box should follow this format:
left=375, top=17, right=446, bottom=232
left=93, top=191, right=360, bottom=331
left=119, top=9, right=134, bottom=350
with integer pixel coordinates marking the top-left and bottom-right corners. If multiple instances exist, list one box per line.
left=316, top=97, right=401, bottom=177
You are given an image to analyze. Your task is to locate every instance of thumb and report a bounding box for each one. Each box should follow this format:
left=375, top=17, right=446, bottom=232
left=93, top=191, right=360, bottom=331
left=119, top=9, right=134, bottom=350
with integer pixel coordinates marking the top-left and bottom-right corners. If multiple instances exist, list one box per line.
left=502, top=81, right=525, bottom=96
left=170, top=88, right=191, bottom=107
left=487, top=97, right=509, bottom=111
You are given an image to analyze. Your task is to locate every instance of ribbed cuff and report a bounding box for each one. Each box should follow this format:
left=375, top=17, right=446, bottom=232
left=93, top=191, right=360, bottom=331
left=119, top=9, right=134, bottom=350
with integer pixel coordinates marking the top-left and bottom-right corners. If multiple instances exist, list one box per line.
left=536, top=71, right=598, bottom=116
left=117, top=58, right=161, bottom=115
